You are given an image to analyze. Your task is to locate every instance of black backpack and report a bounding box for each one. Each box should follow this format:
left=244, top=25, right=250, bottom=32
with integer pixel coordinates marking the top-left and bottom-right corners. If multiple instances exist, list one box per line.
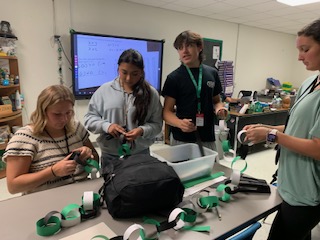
left=99, top=154, right=184, bottom=218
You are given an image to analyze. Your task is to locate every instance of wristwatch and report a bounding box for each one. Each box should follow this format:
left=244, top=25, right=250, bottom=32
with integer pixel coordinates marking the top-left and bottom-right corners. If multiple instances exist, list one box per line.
left=266, top=129, right=278, bottom=146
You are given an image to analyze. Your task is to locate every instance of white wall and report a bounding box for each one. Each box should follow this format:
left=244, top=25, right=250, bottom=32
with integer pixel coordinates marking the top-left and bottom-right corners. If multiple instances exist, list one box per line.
left=0, top=0, right=314, bottom=141
left=235, top=25, right=314, bottom=93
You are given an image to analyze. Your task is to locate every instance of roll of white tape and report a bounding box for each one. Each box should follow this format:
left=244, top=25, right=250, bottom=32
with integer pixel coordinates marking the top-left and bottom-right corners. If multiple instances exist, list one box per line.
left=83, top=191, right=94, bottom=211
left=90, top=168, right=98, bottom=179
left=239, top=104, right=249, bottom=114
left=123, top=224, right=144, bottom=240
left=168, top=208, right=185, bottom=230
left=230, top=169, right=241, bottom=185
left=61, top=209, right=81, bottom=227
left=60, top=204, right=81, bottom=228
left=237, top=129, right=253, bottom=146
left=191, top=194, right=210, bottom=213
left=219, top=120, right=227, bottom=131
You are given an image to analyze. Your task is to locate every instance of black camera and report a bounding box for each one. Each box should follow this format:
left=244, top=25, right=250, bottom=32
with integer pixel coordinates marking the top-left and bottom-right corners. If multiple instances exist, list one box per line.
left=69, top=151, right=80, bottom=161
left=68, top=151, right=85, bottom=166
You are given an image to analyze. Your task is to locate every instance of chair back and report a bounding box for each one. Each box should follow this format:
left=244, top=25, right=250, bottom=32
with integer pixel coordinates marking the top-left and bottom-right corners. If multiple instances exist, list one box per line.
left=229, top=222, right=262, bottom=240
left=238, top=90, right=257, bottom=104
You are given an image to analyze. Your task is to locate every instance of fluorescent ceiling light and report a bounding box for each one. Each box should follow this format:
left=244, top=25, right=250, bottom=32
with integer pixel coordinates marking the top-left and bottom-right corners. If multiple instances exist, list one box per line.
left=277, top=0, right=320, bottom=6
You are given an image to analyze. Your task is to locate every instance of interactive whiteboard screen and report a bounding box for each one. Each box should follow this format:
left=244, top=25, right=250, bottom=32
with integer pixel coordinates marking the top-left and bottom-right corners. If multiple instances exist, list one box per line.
left=71, top=31, right=164, bottom=99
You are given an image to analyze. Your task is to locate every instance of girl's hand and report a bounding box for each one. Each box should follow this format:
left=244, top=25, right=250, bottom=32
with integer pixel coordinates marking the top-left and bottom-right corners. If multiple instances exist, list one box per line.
left=125, top=128, right=143, bottom=141
left=51, top=155, right=77, bottom=177
left=71, top=146, right=94, bottom=162
left=108, top=124, right=126, bottom=138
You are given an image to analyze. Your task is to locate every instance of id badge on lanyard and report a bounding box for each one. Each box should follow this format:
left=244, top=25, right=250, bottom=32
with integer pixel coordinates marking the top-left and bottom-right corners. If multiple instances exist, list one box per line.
left=196, top=113, right=204, bottom=127
left=185, top=64, right=204, bottom=127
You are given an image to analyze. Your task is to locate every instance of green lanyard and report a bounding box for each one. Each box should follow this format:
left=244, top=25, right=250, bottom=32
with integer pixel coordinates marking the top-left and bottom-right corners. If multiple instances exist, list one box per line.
left=185, top=64, right=203, bottom=113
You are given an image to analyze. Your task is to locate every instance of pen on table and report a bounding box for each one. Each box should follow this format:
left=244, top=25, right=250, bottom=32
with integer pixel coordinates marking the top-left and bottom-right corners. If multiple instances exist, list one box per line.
left=216, top=206, right=222, bottom=221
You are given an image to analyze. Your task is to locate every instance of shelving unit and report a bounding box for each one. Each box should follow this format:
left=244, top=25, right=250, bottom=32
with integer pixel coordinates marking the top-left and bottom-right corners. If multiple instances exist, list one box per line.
left=218, top=61, right=234, bottom=97
left=0, top=55, right=22, bottom=179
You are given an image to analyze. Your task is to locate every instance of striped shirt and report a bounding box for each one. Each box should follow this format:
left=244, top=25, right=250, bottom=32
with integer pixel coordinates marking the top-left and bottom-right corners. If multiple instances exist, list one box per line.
left=3, top=121, right=91, bottom=194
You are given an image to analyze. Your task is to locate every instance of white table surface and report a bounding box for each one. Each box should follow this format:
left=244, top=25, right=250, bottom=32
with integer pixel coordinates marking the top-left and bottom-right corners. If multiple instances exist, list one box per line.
left=0, top=164, right=282, bottom=240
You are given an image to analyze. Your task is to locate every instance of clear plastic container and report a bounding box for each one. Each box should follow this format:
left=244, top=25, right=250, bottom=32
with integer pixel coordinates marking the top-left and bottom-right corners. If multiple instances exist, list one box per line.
left=151, top=143, right=218, bottom=182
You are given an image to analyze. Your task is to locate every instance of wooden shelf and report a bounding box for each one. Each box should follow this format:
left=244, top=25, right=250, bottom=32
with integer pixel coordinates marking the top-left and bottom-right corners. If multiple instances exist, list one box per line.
left=0, top=84, right=20, bottom=89
left=0, top=110, right=21, bottom=122
left=0, top=56, right=17, bottom=60
left=0, top=55, right=20, bottom=181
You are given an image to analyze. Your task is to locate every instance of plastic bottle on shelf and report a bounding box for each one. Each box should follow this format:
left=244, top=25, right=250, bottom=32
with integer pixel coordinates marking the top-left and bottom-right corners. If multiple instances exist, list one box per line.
left=239, top=103, right=249, bottom=114
left=20, top=93, right=24, bottom=108
left=14, top=76, right=19, bottom=85
left=271, top=96, right=277, bottom=109
left=15, top=90, right=21, bottom=110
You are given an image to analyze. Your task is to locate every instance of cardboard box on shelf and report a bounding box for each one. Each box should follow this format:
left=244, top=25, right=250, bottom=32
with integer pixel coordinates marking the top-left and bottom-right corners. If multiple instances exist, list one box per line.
left=0, top=104, right=12, bottom=116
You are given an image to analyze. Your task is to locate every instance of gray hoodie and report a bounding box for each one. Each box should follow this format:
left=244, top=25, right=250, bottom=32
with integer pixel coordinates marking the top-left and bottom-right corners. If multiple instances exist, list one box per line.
left=84, top=77, right=163, bottom=156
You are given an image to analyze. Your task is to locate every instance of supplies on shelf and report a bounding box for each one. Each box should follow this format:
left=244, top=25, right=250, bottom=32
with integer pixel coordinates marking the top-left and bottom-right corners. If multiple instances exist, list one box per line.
left=266, top=77, right=281, bottom=90
left=0, top=58, right=19, bottom=86
left=282, top=82, right=293, bottom=92
left=217, top=61, right=234, bottom=97
left=0, top=21, right=17, bottom=56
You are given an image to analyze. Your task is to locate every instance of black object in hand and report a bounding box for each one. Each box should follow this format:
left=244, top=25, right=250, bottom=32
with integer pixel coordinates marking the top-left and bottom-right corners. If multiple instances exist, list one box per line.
left=106, top=133, right=114, bottom=140
left=106, top=126, right=127, bottom=140
left=69, top=151, right=85, bottom=166
left=69, top=151, right=80, bottom=161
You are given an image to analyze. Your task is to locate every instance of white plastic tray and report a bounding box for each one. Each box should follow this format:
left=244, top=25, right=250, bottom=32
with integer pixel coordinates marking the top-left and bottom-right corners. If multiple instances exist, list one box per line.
left=151, top=143, right=218, bottom=182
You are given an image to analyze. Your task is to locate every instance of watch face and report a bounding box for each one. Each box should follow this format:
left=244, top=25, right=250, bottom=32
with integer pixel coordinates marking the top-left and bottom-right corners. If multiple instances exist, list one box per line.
left=267, top=133, right=276, bottom=142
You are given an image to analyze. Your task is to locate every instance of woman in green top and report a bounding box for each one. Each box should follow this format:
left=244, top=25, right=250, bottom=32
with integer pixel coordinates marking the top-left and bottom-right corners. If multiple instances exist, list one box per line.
left=243, top=19, right=320, bottom=240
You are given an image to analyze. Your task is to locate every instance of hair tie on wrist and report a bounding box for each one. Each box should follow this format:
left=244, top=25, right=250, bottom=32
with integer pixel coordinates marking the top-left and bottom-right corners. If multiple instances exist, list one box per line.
left=51, top=165, right=57, bottom=177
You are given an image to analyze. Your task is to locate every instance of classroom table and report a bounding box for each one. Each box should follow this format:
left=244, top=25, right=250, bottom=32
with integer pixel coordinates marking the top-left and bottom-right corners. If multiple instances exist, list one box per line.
left=0, top=164, right=282, bottom=240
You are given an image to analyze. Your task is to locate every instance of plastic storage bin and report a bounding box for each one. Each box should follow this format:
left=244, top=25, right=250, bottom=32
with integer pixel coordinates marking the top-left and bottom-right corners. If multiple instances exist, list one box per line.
left=151, top=143, right=218, bottom=182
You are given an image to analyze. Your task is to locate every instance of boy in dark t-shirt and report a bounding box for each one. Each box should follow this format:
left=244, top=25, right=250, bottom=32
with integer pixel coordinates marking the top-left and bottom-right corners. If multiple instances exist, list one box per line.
left=162, top=30, right=228, bottom=149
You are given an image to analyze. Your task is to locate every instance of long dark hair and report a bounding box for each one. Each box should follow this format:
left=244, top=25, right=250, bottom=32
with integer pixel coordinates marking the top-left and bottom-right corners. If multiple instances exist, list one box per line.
left=118, top=49, right=151, bottom=125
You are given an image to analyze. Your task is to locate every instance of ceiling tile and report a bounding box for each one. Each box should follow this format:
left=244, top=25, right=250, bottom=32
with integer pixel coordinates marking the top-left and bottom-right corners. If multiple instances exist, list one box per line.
left=123, top=0, right=320, bottom=35
left=125, top=0, right=166, bottom=7
left=245, top=1, right=286, bottom=12
left=172, top=0, right=217, bottom=8
left=186, top=8, right=215, bottom=17
left=199, top=2, right=239, bottom=12
left=219, top=7, right=259, bottom=17
left=266, top=7, right=304, bottom=17
left=223, top=0, right=271, bottom=7
left=160, top=3, right=193, bottom=12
